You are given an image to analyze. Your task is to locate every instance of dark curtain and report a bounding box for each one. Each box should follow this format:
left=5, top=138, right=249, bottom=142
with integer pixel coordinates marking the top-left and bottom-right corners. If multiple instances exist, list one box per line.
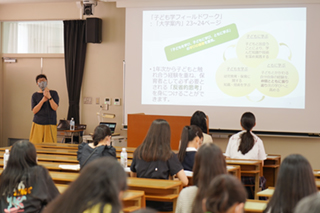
left=63, top=20, right=87, bottom=125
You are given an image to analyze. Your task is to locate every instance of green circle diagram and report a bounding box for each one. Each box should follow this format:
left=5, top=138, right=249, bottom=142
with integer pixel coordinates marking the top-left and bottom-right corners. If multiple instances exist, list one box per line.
left=256, top=59, right=299, bottom=97
left=216, top=58, right=256, bottom=97
left=236, top=31, right=279, bottom=68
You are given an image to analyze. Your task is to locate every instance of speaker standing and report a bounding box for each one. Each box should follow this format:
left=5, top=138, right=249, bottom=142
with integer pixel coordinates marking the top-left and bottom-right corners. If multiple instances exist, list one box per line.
left=29, top=74, right=59, bottom=143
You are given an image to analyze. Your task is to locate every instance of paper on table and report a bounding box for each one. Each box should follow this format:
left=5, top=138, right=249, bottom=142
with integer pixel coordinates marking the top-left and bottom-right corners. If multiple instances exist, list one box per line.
left=184, top=170, right=193, bottom=177
left=59, top=164, right=80, bottom=171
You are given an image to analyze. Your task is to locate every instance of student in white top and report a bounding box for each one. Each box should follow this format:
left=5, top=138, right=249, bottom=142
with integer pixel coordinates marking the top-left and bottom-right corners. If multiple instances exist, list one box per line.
left=225, top=112, right=267, bottom=199
left=225, top=112, right=267, bottom=163
left=190, top=111, right=213, bottom=144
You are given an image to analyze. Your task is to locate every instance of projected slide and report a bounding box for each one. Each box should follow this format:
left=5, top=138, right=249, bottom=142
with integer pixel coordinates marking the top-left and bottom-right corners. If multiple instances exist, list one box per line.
left=142, top=8, right=306, bottom=109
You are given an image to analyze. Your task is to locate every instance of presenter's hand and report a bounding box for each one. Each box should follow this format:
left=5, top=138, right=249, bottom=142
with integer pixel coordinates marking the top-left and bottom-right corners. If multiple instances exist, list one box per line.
left=43, top=88, right=51, bottom=99
left=41, top=95, right=48, bottom=103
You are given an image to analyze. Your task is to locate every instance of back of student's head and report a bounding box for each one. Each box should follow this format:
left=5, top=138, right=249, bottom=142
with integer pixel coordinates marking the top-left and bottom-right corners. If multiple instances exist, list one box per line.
left=203, top=174, right=247, bottom=213
left=178, top=125, right=203, bottom=163
left=238, top=112, right=256, bottom=155
left=190, top=111, right=208, bottom=134
left=0, top=140, right=38, bottom=197
left=44, top=157, right=127, bottom=213
left=192, top=143, right=227, bottom=213
left=93, top=124, right=112, bottom=146
left=264, top=154, right=317, bottom=213
left=294, top=193, right=320, bottom=213
left=134, top=119, right=172, bottom=162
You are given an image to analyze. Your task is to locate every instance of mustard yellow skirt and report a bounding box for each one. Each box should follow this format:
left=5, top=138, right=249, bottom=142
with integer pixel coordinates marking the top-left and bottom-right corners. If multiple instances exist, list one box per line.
left=29, top=122, right=57, bottom=144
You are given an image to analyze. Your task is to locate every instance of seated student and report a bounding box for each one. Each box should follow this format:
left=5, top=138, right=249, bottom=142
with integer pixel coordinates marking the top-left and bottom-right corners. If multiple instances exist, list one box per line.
left=202, top=174, right=247, bottom=213
left=263, top=154, right=317, bottom=213
left=294, top=193, right=320, bottom=213
left=130, top=119, right=188, bottom=212
left=225, top=112, right=266, bottom=162
left=225, top=112, right=267, bottom=198
left=77, top=124, right=116, bottom=168
left=43, top=157, right=127, bottom=213
left=175, top=143, right=227, bottom=213
left=177, top=125, right=203, bottom=171
left=190, top=111, right=213, bottom=143
left=0, top=140, right=59, bottom=213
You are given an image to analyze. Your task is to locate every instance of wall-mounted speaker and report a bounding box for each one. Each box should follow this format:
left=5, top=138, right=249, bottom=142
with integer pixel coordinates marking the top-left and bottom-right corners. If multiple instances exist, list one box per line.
left=86, top=18, right=102, bottom=43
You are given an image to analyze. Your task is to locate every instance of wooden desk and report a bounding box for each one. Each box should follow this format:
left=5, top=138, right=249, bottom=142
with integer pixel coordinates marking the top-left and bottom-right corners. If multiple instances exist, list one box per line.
left=0, top=153, right=132, bottom=166
left=226, top=159, right=262, bottom=199
left=183, top=165, right=241, bottom=186
left=52, top=184, right=145, bottom=213
left=59, top=130, right=83, bottom=144
left=264, top=155, right=281, bottom=188
left=0, top=148, right=134, bottom=159
left=127, top=177, right=182, bottom=213
left=40, top=171, right=181, bottom=213
left=256, top=187, right=274, bottom=198
left=255, top=179, right=320, bottom=200
left=244, top=200, right=267, bottom=213
left=122, top=190, right=146, bottom=213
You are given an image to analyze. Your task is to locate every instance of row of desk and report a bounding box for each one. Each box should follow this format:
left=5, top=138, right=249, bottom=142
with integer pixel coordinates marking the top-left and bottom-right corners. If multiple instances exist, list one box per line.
left=0, top=143, right=282, bottom=213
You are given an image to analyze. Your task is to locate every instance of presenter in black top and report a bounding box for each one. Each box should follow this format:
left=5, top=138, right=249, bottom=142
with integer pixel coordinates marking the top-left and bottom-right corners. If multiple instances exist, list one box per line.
left=29, top=74, right=59, bottom=143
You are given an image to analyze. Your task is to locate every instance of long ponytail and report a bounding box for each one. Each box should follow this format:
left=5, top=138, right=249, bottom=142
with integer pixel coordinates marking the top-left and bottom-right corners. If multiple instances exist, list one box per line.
left=238, top=112, right=255, bottom=155
left=178, top=125, right=203, bottom=163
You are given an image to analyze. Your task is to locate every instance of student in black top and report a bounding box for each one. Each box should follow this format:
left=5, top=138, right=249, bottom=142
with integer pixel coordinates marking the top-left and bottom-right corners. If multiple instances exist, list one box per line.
left=43, top=157, right=127, bottom=213
left=130, top=119, right=188, bottom=212
left=177, top=125, right=203, bottom=171
left=0, top=140, right=59, bottom=213
left=77, top=124, right=116, bottom=169
left=29, top=74, right=59, bottom=143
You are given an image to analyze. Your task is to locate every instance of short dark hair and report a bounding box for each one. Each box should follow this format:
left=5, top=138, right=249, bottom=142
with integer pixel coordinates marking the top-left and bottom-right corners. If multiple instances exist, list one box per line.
left=92, top=125, right=112, bottom=146
left=35, top=74, right=47, bottom=82
left=134, top=119, right=172, bottom=162
left=264, top=154, right=317, bottom=213
left=190, top=111, right=208, bottom=134
left=44, top=157, right=127, bottom=213
left=204, top=174, right=247, bottom=213
left=191, top=143, right=227, bottom=213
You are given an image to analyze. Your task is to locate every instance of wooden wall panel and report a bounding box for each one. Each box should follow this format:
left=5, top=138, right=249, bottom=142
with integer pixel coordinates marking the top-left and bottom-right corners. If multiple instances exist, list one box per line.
left=127, top=114, right=191, bottom=150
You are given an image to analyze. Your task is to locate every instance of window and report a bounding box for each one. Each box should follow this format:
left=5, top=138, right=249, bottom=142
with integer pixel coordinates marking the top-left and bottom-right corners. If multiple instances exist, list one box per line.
left=2, top=21, right=64, bottom=54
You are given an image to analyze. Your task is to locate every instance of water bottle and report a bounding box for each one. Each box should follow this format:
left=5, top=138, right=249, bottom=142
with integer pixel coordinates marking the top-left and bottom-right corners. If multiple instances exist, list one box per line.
left=120, top=148, right=127, bottom=168
left=70, top=118, right=75, bottom=131
left=3, top=149, right=10, bottom=170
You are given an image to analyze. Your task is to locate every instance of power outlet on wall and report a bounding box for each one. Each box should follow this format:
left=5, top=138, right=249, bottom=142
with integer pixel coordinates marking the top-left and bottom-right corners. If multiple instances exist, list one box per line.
left=83, top=97, right=92, bottom=104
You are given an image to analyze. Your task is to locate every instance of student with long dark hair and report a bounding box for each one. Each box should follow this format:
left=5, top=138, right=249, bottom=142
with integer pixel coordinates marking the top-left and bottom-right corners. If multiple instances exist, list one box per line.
left=264, top=154, right=317, bottom=213
left=77, top=124, right=116, bottom=168
left=225, top=112, right=266, bottom=161
left=130, top=119, right=188, bottom=212
left=178, top=125, right=203, bottom=171
left=0, top=140, right=59, bottom=213
left=43, top=157, right=127, bottom=213
left=225, top=112, right=267, bottom=198
left=190, top=111, right=213, bottom=143
left=294, top=193, right=320, bottom=213
left=203, top=175, right=247, bottom=213
left=175, top=143, right=227, bottom=213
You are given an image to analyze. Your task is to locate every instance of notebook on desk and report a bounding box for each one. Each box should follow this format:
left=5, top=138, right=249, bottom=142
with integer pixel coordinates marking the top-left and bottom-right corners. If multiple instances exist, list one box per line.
left=99, top=122, right=117, bottom=134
